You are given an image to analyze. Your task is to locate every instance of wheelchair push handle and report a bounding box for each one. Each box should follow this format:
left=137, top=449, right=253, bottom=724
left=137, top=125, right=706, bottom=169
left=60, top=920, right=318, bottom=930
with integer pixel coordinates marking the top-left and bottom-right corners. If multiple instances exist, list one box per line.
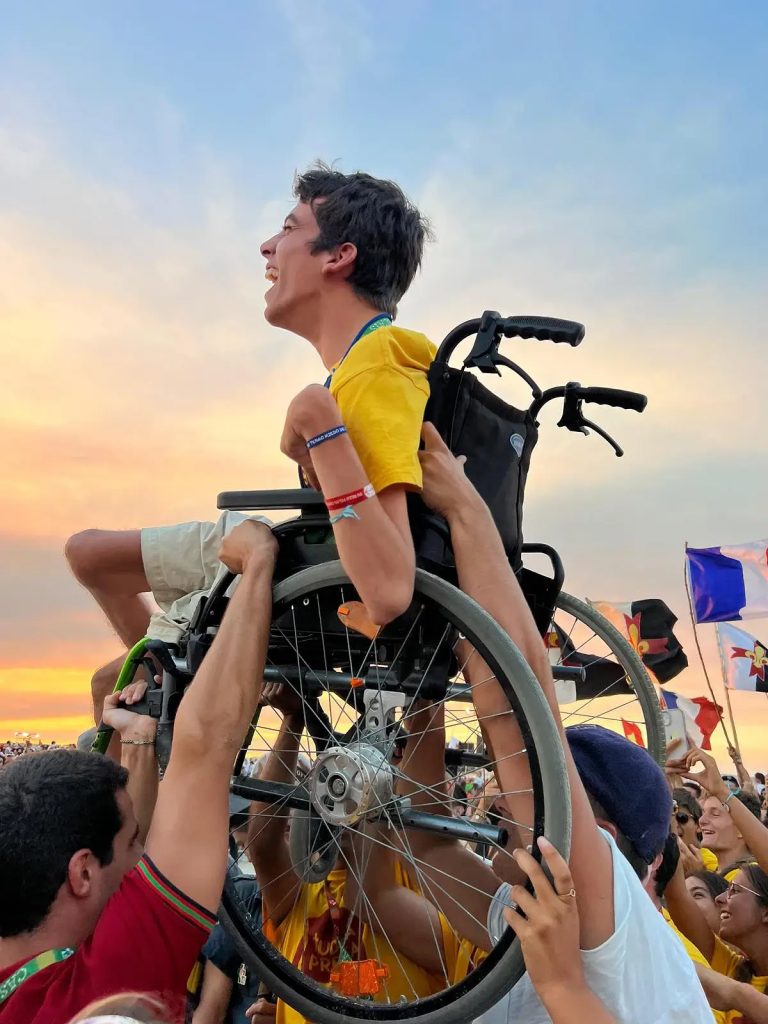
left=578, top=387, right=647, bottom=413
left=499, top=315, right=585, bottom=346
left=435, top=310, right=585, bottom=369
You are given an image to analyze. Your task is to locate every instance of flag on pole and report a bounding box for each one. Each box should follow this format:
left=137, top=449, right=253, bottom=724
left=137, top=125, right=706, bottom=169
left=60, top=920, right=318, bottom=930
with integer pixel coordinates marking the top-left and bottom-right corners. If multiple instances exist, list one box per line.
left=715, top=622, right=768, bottom=693
left=686, top=540, right=768, bottom=623
left=621, top=719, right=645, bottom=746
left=588, top=599, right=688, bottom=683
left=659, top=689, right=722, bottom=750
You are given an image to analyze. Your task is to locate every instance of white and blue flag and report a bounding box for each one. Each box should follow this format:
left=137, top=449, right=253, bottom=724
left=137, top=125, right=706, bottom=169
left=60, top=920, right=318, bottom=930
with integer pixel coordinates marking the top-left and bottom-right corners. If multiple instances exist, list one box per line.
left=686, top=539, right=768, bottom=623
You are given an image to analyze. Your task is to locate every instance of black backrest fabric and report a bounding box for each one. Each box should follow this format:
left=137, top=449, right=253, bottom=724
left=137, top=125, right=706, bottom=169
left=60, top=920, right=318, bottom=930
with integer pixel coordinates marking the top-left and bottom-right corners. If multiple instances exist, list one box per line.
left=410, top=363, right=538, bottom=572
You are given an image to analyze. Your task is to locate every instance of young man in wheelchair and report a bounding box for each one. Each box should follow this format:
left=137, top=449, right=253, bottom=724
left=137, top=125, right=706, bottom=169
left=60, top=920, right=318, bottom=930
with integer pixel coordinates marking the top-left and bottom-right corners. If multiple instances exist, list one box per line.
left=65, top=164, right=434, bottom=716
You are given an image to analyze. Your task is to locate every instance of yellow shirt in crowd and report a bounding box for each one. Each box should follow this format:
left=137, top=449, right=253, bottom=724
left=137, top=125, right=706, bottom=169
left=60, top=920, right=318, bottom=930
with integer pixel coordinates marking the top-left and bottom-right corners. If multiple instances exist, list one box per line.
left=271, top=863, right=458, bottom=1024
left=329, top=323, right=436, bottom=495
left=709, top=933, right=768, bottom=1024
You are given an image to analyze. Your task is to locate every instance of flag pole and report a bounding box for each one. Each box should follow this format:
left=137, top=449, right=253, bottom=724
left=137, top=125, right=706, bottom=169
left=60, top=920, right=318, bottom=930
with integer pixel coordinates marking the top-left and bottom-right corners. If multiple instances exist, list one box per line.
left=714, top=619, right=743, bottom=757
left=683, top=543, right=736, bottom=750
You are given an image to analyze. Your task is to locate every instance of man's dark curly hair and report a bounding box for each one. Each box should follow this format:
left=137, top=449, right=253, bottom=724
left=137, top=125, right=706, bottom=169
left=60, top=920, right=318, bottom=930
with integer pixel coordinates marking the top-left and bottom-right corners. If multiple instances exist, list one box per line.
left=294, top=162, right=431, bottom=319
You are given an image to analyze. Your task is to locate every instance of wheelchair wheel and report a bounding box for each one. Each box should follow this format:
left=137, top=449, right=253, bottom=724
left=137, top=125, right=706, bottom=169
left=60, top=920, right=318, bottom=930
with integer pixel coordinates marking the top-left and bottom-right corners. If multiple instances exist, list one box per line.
left=221, top=561, right=570, bottom=1024
left=548, top=591, right=665, bottom=764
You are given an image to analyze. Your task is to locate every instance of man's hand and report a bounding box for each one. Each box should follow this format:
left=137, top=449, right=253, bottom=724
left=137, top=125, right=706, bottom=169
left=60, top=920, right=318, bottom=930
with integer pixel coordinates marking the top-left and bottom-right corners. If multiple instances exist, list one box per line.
left=667, top=746, right=729, bottom=801
left=280, top=384, right=342, bottom=491
left=245, top=997, right=277, bottom=1023
left=260, top=681, right=303, bottom=722
left=219, top=521, right=278, bottom=576
left=418, top=422, right=477, bottom=520
left=676, top=836, right=705, bottom=876
left=102, top=681, right=154, bottom=739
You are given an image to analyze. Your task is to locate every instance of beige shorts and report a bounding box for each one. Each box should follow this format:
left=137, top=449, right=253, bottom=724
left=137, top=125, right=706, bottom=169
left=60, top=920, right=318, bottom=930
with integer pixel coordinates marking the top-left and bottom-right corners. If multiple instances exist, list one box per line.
left=140, top=511, right=272, bottom=643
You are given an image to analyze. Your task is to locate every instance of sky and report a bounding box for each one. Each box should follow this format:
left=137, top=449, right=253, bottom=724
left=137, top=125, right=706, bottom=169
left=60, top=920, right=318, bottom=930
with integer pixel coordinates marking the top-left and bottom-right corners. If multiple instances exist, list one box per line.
left=1, top=1, right=767, bottom=768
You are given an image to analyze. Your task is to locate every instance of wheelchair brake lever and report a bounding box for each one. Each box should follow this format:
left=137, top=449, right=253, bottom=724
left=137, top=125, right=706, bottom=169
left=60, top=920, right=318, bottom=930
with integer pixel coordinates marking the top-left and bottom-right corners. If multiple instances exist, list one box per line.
left=580, top=417, right=624, bottom=457
left=557, top=381, right=588, bottom=435
left=491, top=354, right=543, bottom=399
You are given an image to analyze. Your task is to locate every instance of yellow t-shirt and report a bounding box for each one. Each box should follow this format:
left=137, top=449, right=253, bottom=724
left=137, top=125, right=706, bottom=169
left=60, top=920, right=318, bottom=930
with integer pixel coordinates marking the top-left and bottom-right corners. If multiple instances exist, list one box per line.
left=709, top=933, right=768, bottom=1024
left=701, top=847, right=720, bottom=872
left=272, top=866, right=456, bottom=1024
left=329, top=323, right=436, bottom=495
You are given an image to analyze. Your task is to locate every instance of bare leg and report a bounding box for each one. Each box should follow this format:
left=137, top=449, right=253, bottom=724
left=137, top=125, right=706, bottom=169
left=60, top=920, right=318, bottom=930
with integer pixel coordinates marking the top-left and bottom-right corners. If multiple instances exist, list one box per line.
left=65, top=529, right=152, bottom=647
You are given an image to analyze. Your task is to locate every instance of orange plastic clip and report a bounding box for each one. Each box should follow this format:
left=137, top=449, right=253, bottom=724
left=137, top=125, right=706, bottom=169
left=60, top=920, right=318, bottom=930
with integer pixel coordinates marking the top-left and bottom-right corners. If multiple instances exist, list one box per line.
left=337, top=601, right=379, bottom=640
left=330, top=959, right=390, bottom=997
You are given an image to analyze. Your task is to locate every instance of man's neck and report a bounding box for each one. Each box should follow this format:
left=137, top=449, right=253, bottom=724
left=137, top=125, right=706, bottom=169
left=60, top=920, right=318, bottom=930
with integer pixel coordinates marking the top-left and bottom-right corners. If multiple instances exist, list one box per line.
left=310, top=299, right=387, bottom=372
left=0, top=912, right=86, bottom=971
left=716, top=840, right=750, bottom=868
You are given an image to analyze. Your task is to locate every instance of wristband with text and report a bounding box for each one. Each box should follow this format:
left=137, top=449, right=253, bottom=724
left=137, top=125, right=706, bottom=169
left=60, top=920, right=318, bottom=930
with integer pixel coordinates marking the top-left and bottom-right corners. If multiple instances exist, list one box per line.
left=326, top=483, right=375, bottom=512
left=306, top=425, right=347, bottom=450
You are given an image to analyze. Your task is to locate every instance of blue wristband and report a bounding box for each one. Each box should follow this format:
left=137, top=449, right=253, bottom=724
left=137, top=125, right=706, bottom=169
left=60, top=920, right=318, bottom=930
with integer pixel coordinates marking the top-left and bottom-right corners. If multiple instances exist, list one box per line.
left=306, top=425, right=347, bottom=450
left=329, top=505, right=360, bottom=525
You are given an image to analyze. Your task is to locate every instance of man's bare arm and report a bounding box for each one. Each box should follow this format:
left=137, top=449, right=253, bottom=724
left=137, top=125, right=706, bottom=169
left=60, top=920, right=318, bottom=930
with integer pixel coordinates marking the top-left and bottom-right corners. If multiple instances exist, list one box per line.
left=144, top=522, right=277, bottom=914
left=418, top=424, right=614, bottom=950
left=248, top=691, right=303, bottom=925
left=280, top=384, right=414, bottom=626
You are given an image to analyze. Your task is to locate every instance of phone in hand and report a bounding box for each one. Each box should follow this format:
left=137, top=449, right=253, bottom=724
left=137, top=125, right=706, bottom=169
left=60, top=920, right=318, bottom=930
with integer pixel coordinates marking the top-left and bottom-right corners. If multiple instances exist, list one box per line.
left=663, top=708, right=689, bottom=757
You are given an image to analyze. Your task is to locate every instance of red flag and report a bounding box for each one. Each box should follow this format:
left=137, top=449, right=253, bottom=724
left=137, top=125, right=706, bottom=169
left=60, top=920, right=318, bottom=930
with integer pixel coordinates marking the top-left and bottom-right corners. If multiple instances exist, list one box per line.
left=621, top=719, right=645, bottom=747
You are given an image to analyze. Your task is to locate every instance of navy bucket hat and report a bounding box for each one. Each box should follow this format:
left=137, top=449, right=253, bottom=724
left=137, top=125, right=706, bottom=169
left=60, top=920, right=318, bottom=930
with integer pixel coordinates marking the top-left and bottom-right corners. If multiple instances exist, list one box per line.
left=566, top=724, right=672, bottom=863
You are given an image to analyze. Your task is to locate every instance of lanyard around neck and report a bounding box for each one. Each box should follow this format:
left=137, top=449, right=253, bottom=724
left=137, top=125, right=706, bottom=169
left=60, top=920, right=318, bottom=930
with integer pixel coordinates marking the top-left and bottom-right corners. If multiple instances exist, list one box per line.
left=0, top=947, right=75, bottom=1005
left=323, top=314, right=392, bottom=389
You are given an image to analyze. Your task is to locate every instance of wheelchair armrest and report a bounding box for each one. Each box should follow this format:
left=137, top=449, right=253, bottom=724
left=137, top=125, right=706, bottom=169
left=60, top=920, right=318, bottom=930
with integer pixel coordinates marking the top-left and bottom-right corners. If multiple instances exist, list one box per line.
left=217, top=488, right=325, bottom=511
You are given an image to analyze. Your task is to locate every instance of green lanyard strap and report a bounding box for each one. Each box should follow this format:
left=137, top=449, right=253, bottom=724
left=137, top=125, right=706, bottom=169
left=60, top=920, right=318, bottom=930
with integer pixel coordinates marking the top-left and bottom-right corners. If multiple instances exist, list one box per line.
left=0, top=948, right=75, bottom=1004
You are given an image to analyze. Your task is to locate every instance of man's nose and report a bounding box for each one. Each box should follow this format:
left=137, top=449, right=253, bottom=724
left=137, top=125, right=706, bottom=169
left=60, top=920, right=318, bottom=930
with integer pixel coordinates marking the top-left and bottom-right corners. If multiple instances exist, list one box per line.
left=261, top=235, right=277, bottom=259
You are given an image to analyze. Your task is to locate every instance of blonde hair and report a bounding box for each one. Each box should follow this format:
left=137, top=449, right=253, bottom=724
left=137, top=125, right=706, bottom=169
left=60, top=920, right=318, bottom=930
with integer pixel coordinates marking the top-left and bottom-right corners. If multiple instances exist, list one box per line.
left=68, top=992, right=169, bottom=1023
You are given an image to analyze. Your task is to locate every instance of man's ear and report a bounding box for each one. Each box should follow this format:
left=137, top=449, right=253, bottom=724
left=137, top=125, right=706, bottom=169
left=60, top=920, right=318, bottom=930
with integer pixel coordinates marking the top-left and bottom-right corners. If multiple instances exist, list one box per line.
left=321, top=242, right=357, bottom=281
left=594, top=817, right=619, bottom=842
left=67, top=849, right=96, bottom=899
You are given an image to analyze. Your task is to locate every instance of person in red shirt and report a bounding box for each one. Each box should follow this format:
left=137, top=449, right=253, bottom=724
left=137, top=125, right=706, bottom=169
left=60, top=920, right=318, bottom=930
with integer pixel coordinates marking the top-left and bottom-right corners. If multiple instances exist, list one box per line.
left=0, top=521, right=277, bottom=1024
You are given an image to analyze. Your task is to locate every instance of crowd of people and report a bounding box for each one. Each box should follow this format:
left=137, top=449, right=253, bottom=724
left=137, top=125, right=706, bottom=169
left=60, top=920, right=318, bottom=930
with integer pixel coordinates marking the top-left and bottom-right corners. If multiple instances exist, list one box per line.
left=0, top=740, right=72, bottom=767
left=3, top=166, right=767, bottom=1024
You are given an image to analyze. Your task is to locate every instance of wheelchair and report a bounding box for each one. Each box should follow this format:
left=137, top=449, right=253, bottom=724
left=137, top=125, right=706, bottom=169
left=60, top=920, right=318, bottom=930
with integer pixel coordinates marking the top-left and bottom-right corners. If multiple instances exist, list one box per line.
left=98, top=312, right=661, bottom=1024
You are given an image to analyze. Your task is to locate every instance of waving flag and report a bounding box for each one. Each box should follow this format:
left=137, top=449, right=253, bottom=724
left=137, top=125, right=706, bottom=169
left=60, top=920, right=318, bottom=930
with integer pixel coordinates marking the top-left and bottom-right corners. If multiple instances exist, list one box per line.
left=660, top=689, right=721, bottom=750
left=686, top=540, right=768, bottom=623
left=588, top=599, right=688, bottom=683
left=716, top=622, right=768, bottom=693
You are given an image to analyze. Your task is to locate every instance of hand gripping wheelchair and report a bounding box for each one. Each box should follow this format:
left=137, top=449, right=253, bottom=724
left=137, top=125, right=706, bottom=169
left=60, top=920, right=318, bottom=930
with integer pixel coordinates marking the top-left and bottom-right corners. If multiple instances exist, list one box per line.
left=100, top=312, right=661, bottom=1024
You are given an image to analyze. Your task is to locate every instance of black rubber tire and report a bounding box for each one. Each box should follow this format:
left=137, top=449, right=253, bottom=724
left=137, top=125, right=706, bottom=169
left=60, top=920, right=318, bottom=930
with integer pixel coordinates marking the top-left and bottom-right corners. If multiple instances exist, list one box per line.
left=222, top=561, right=571, bottom=1024
left=554, top=591, right=665, bottom=765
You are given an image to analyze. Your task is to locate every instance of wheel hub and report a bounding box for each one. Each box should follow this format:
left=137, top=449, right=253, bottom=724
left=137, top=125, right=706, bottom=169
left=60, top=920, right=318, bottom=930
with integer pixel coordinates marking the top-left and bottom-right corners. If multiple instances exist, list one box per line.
left=309, top=743, right=393, bottom=826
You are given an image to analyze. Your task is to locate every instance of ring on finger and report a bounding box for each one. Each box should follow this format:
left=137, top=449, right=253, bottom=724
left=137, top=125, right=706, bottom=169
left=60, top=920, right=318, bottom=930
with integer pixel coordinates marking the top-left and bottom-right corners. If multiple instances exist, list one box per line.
left=557, top=887, right=577, bottom=899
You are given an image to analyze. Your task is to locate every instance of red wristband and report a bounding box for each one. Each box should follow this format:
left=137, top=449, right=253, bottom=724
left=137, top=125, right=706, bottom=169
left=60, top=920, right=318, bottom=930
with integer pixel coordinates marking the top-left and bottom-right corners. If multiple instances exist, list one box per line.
left=325, top=483, right=375, bottom=512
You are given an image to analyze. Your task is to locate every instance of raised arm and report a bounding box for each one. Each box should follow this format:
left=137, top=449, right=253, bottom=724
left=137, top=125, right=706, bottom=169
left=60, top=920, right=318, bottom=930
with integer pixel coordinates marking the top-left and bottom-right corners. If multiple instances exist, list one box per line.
left=670, top=745, right=768, bottom=874
left=418, top=424, right=614, bottom=951
left=392, top=700, right=501, bottom=951
left=663, top=854, right=716, bottom=962
left=101, top=682, right=158, bottom=844
left=144, top=521, right=277, bottom=914
left=247, top=685, right=303, bottom=925
left=280, top=384, right=414, bottom=625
